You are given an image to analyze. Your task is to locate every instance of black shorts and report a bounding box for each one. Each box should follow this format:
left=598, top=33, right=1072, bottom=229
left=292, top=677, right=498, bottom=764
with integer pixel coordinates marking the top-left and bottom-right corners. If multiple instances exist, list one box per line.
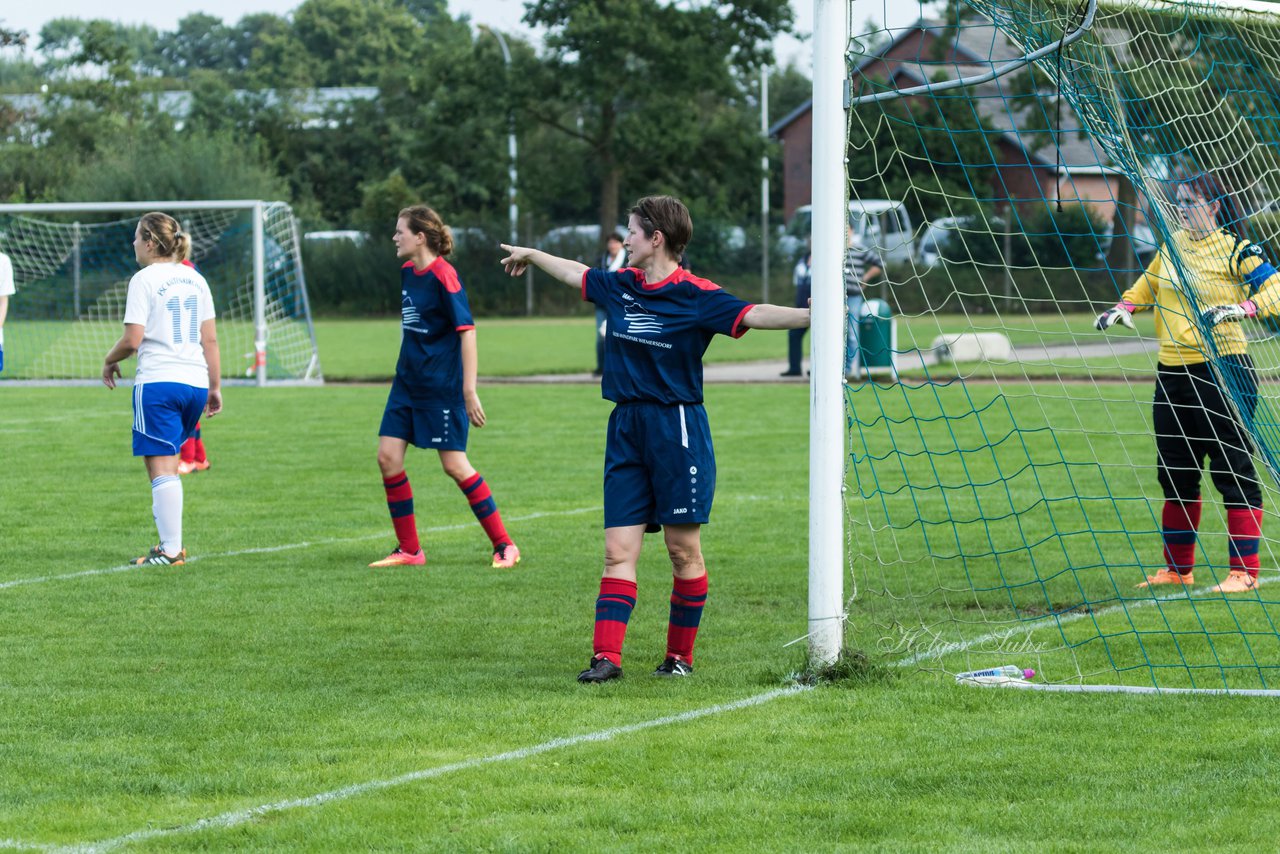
left=1153, top=356, right=1260, bottom=508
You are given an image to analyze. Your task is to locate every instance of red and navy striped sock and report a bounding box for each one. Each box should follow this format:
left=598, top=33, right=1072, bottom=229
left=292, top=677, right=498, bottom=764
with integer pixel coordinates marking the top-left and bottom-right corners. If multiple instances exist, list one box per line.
left=1227, top=506, right=1263, bottom=579
left=459, top=472, right=510, bottom=548
left=1162, top=499, right=1201, bottom=576
left=666, top=573, right=708, bottom=664
left=592, top=577, right=637, bottom=667
left=383, top=470, right=420, bottom=554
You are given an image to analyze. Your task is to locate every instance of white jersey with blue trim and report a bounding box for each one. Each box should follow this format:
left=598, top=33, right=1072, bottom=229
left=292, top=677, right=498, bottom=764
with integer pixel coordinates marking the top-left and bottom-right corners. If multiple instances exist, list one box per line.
left=123, top=261, right=217, bottom=387
left=0, top=251, right=14, bottom=296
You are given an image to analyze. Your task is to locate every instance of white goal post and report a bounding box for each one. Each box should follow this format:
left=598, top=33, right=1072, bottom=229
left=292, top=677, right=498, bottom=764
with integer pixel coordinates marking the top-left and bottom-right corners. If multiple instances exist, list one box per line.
left=824, top=0, right=1280, bottom=694
left=809, top=0, right=1099, bottom=667
left=0, top=200, right=322, bottom=386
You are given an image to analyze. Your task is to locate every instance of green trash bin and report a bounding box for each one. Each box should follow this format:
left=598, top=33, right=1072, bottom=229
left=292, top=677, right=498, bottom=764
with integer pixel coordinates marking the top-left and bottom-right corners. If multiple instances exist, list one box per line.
left=856, top=298, right=896, bottom=377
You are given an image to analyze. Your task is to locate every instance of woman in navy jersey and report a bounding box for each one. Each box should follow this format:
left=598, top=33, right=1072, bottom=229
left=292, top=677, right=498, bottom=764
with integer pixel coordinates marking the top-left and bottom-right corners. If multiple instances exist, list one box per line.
left=370, top=205, right=520, bottom=569
left=502, top=195, right=810, bottom=682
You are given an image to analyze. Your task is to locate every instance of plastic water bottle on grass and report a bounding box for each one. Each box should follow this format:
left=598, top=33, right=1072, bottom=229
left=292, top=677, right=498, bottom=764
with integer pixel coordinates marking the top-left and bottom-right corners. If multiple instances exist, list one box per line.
left=956, top=665, right=1035, bottom=681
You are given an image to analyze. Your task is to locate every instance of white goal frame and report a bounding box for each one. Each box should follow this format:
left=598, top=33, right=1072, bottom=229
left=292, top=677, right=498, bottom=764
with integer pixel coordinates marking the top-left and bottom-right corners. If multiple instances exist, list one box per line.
left=808, top=0, right=1099, bottom=666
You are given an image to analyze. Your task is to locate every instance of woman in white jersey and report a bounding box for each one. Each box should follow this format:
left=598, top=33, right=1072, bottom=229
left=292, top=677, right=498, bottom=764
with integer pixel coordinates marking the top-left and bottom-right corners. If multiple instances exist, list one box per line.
left=102, top=212, right=222, bottom=566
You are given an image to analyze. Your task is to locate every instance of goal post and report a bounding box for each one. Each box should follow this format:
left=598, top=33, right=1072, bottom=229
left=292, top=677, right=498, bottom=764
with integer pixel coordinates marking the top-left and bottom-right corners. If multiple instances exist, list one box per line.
left=0, top=200, right=322, bottom=386
left=809, top=0, right=850, bottom=668
left=824, top=0, right=1280, bottom=692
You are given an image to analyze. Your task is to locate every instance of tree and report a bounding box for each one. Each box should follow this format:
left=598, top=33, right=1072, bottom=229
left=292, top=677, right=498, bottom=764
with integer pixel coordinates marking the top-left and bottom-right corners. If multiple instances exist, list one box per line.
left=57, top=130, right=289, bottom=202
left=522, top=0, right=793, bottom=238
left=226, top=13, right=294, bottom=80
left=289, top=0, right=421, bottom=87
left=768, top=62, right=810, bottom=125
left=0, top=20, right=25, bottom=47
left=37, top=18, right=164, bottom=78
left=0, top=57, right=42, bottom=93
left=34, top=20, right=168, bottom=163
left=848, top=80, right=997, bottom=226
left=158, top=13, right=237, bottom=75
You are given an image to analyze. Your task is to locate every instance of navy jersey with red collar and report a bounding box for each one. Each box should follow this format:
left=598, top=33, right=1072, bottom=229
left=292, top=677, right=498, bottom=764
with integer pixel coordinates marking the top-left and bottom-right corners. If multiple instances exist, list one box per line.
left=583, top=266, right=754, bottom=404
left=391, top=256, right=475, bottom=405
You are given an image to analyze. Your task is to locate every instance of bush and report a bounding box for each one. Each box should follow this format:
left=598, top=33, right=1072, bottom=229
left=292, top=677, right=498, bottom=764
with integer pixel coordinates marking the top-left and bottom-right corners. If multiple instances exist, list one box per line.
left=301, top=235, right=599, bottom=317
left=301, top=218, right=796, bottom=317
left=301, top=238, right=399, bottom=316
left=55, top=130, right=288, bottom=203
left=1013, top=202, right=1110, bottom=270
left=881, top=259, right=1126, bottom=317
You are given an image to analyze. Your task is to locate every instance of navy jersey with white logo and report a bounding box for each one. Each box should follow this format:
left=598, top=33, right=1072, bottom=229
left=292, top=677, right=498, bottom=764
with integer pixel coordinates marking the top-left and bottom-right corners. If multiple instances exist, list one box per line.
left=392, top=257, right=475, bottom=405
left=583, top=267, right=754, bottom=404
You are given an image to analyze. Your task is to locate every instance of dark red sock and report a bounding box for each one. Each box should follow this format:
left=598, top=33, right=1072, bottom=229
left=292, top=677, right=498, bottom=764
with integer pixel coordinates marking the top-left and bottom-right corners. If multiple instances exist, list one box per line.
left=592, top=577, right=637, bottom=666
left=179, top=437, right=196, bottom=463
left=194, top=437, right=207, bottom=464
left=459, top=472, right=510, bottom=548
left=383, top=470, right=420, bottom=554
left=666, top=573, right=708, bottom=664
left=1162, top=499, right=1201, bottom=576
left=1227, top=506, right=1263, bottom=579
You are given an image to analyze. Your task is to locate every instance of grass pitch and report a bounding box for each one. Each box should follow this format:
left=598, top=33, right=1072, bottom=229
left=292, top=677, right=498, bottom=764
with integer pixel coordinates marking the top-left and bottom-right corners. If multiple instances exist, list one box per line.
left=2, top=374, right=1280, bottom=848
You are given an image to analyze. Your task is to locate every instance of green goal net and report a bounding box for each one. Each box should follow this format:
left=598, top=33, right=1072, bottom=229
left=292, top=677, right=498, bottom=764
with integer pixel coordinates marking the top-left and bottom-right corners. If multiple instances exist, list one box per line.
left=842, top=0, right=1280, bottom=692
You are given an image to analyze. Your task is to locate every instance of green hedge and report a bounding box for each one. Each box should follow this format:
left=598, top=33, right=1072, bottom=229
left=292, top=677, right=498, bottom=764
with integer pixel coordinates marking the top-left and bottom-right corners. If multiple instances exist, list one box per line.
left=300, top=222, right=792, bottom=316
left=877, top=261, right=1133, bottom=317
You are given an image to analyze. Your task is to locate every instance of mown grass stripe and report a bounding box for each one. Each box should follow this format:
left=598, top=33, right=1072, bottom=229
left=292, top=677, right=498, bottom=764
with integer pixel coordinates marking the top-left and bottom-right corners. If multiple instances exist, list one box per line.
left=59, top=685, right=812, bottom=854
left=0, top=506, right=601, bottom=593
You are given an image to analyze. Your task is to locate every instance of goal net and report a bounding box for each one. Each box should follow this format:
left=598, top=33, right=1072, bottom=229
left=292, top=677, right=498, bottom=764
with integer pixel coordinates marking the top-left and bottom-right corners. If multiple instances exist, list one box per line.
left=0, top=201, right=321, bottom=384
left=839, top=0, right=1280, bottom=692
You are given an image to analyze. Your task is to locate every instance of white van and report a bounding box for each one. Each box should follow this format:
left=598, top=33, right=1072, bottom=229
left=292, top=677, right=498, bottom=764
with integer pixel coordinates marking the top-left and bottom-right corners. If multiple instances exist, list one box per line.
left=782, top=200, right=914, bottom=264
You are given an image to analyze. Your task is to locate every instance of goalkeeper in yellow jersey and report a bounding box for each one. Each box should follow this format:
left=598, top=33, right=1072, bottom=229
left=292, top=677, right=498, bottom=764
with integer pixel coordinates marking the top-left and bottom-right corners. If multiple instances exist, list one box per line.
left=1096, top=172, right=1280, bottom=593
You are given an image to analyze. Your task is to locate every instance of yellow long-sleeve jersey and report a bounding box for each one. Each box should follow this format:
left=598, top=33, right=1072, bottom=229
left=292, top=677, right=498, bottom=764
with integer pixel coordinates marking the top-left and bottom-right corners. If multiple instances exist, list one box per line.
left=1119, top=228, right=1280, bottom=366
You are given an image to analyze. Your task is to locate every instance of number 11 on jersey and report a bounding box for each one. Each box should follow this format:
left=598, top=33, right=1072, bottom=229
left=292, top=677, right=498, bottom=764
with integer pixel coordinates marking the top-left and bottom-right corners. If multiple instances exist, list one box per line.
left=166, top=295, right=200, bottom=344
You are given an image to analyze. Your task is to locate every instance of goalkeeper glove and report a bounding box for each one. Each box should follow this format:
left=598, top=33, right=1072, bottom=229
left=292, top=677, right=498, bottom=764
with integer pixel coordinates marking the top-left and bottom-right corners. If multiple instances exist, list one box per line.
left=1201, top=300, right=1257, bottom=327
left=1095, top=302, right=1135, bottom=331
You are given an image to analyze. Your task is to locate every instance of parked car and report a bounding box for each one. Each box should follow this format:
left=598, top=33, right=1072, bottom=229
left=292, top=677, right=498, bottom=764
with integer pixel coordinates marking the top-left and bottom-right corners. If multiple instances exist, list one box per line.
left=780, top=200, right=914, bottom=264
left=1089, top=219, right=1160, bottom=267
left=1130, top=222, right=1158, bottom=266
left=303, top=229, right=367, bottom=244
left=449, top=226, right=497, bottom=251
left=538, top=224, right=627, bottom=263
left=915, top=215, right=1007, bottom=268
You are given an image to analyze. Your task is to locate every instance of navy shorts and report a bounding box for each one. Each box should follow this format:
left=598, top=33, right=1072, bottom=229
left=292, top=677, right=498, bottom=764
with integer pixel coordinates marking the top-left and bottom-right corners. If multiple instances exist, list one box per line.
left=379, top=394, right=469, bottom=451
left=604, top=402, right=716, bottom=529
left=132, top=382, right=207, bottom=457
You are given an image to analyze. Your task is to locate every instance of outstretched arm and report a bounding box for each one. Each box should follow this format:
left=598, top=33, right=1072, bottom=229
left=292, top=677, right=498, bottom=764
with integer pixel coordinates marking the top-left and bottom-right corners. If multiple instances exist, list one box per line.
left=741, top=304, right=811, bottom=330
left=499, top=244, right=588, bottom=288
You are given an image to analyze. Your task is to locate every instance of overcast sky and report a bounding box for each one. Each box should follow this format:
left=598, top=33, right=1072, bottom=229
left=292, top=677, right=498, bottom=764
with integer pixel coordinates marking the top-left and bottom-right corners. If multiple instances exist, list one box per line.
left=2, top=0, right=933, bottom=69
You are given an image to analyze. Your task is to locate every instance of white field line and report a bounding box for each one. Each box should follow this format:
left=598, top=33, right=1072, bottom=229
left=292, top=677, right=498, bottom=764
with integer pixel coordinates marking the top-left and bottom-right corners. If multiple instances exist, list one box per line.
left=999, top=681, right=1280, bottom=697
left=0, top=507, right=602, bottom=593
left=51, top=685, right=811, bottom=854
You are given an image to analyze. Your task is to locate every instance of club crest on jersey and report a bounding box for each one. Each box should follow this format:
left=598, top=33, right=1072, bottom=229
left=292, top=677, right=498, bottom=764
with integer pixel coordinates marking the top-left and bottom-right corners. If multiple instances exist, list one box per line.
left=622, top=300, right=662, bottom=335
left=401, top=293, right=423, bottom=327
